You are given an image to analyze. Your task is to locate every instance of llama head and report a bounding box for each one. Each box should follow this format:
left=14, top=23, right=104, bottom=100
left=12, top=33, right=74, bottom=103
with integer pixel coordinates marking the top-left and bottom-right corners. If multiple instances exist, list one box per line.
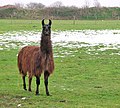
left=42, top=19, right=52, bottom=36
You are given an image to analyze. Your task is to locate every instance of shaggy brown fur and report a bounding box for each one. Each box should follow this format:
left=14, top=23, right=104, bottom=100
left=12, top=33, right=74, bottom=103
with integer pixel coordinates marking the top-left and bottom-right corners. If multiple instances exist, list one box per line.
left=17, top=19, right=54, bottom=95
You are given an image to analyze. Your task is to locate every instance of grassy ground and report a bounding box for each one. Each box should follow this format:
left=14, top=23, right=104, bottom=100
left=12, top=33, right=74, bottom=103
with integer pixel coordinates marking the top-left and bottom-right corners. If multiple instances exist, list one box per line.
left=0, top=19, right=120, bottom=33
left=0, top=47, right=120, bottom=108
left=0, top=20, right=120, bottom=107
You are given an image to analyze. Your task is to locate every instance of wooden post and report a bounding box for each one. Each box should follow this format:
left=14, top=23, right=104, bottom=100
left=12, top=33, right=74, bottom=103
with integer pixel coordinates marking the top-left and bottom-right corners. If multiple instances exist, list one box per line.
left=73, top=16, right=76, bottom=25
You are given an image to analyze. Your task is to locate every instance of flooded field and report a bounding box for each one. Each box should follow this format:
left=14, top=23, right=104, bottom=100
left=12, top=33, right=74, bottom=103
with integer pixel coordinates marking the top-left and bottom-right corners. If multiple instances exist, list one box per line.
left=0, top=30, right=120, bottom=56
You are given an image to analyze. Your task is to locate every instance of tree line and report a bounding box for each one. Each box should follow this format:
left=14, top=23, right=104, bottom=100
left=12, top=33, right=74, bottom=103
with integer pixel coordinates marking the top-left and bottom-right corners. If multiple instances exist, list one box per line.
left=0, top=1, right=120, bottom=20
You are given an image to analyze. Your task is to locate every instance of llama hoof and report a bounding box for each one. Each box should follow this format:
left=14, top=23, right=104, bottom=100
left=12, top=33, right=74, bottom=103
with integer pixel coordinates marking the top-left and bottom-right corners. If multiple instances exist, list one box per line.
left=36, top=92, right=40, bottom=95
left=28, top=89, right=32, bottom=92
left=24, top=88, right=27, bottom=91
left=36, top=93, right=40, bottom=96
left=46, top=93, right=51, bottom=96
left=47, top=94, right=52, bottom=96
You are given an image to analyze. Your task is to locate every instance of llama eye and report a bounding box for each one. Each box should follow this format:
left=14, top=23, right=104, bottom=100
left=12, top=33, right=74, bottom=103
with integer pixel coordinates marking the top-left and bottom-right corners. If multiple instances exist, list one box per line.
left=43, top=27, right=46, bottom=29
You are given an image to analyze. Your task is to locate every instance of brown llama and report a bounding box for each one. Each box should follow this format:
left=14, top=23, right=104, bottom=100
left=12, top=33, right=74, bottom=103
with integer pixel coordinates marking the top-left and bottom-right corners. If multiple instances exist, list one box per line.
left=17, top=19, right=54, bottom=95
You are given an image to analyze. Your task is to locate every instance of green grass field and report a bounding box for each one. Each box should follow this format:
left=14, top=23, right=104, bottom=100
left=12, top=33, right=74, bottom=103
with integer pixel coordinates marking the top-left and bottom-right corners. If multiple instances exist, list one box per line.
left=0, top=19, right=120, bottom=33
left=0, top=20, right=120, bottom=108
left=0, top=47, right=120, bottom=108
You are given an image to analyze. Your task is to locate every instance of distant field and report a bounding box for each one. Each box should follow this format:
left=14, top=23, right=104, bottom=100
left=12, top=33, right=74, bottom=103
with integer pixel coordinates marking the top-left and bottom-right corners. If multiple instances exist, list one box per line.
left=0, top=19, right=120, bottom=33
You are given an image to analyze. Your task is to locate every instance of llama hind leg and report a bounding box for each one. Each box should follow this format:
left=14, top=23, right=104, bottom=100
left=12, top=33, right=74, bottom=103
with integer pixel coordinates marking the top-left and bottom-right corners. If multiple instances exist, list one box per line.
left=44, top=71, right=50, bottom=96
left=22, top=75, right=27, bottom=91
left=36, top=76, right=40, bottom=95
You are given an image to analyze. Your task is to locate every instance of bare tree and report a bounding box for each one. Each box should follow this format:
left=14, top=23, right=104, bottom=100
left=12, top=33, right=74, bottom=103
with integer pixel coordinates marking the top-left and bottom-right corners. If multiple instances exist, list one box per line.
left=27, top=2, right=45, bottom=10
left=14, top=3, right=25, bottom=9
left=83, top=0, right=90, bottom=19
left=93, top=0, right=101, bottom=8
left=84, top=0, right=90, bottom=8
left=93, top=0, right=101, bottom=19
left=50, top=1, right=63, bottom=7
left=26, top=2, right=45, bottom=20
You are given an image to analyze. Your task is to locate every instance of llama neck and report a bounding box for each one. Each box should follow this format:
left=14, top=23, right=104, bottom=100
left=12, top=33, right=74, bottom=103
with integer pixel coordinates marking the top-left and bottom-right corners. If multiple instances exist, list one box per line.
left=40, top=34, right=52, bottom=55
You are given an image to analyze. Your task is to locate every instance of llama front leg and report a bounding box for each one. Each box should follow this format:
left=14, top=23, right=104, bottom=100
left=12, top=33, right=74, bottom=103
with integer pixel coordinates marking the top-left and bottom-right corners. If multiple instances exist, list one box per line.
left=44, top=71, right=50, bottom=96
left=28, top=77, right=32, bottom=91
left=36, top=76, right=40, bottom=95
left=22, top=75, right=27, bottom=91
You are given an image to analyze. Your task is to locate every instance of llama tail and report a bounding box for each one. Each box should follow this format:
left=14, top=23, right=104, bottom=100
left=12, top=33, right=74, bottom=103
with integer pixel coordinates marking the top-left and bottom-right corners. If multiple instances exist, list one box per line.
left=17, top=50, right=23, bottom=75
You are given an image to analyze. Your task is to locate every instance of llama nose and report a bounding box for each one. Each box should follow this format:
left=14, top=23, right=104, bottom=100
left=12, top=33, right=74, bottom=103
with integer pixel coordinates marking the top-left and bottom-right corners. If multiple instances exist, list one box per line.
left=45, top=30, right=49, bottom=35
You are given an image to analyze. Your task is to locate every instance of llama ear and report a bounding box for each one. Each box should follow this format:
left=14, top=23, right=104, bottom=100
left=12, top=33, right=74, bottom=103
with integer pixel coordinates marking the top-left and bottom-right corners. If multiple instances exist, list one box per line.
left=49, top=19, right=52, bottom=26
left=42, top=19, right=44, bottom=26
